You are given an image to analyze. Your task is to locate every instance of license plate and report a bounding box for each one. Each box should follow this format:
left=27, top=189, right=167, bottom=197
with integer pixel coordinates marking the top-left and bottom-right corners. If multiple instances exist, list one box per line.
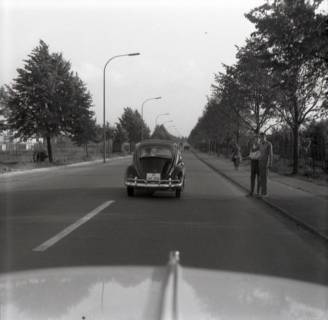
left=146, top=173, right=161, bottom=181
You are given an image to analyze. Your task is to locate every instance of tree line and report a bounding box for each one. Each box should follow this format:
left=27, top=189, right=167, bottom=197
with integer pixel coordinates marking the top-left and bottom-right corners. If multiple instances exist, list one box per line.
left=0, top=40, right=161, bottom=161
left=189, top=0, right=328, bottom=174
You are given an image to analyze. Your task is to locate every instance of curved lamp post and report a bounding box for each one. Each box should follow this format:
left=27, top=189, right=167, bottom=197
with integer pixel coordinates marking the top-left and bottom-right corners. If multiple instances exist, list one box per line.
left=155, top=112, right=170, bottom=127
left=141, top=96, right=162, bottom=140
left=103, top=53, right=140, bottom=163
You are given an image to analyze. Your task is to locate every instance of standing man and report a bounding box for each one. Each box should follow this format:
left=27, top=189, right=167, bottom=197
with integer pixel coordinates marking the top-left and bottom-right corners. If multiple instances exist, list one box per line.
left=248, top=135, right=261, bottom=197
left=258, top=132, right=273, bottom=197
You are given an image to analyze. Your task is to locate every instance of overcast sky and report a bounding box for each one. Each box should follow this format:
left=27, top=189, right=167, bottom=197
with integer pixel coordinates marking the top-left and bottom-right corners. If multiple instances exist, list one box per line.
left=1, top=0, right=266, bottom=136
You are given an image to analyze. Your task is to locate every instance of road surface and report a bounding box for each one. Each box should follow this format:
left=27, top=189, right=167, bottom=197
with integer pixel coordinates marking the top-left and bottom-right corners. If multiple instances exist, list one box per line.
left=0, top=152, right=327, bottom=285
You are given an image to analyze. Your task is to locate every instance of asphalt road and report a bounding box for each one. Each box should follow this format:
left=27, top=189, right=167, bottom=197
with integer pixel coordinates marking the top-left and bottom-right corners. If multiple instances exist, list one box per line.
left=0, top=152, right=327, bottom=285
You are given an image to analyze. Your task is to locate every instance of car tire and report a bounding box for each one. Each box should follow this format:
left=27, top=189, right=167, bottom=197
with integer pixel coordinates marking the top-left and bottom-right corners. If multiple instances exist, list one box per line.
left=175, top=189, right=181, bottom=198
left=127, top=187, right=134, bottom=197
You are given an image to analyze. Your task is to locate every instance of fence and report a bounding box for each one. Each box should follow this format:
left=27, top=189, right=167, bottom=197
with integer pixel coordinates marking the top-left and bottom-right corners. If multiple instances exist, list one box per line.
left=0, top=142, right=104, bottom=165
left=270, top=132, right=328, bottom=176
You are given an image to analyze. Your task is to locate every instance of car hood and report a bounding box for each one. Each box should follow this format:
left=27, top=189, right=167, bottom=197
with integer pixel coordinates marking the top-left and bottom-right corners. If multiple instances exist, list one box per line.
left=0, top=263, right=327, bottom=320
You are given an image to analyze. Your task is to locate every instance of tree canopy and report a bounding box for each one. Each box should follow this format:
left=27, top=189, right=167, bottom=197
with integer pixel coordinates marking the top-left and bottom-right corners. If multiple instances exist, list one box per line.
left=189, top=0, right=328, bottom=174
left=118, top=107, right=150, bottom=143
left=151, top=124, right=176, bottom=140
left=246, top=0, right=328, bottom=173
left=5, top=40, right=95, bottom=162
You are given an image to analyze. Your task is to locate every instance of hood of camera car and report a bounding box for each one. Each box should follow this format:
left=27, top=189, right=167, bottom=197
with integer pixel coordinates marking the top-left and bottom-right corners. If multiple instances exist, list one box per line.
left=0, top=261, right=327, bottom=320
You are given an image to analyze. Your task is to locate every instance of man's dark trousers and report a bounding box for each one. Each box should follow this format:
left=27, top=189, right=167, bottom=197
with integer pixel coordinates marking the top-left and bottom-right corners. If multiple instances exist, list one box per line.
left=250, top=160, right=260, bottom=194
left=259, top=162, right=268, bottom=195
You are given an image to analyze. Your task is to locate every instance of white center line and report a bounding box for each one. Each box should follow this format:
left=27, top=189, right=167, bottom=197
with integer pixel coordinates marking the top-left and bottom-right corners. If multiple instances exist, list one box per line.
left=33, top=200, right=115, bottom=252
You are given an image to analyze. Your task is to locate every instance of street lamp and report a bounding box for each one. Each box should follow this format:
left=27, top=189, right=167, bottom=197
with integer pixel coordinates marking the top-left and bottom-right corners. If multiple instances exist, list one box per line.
left=155, top=113, right=170, bottom=127
left=141, top=96, right=162, bottom=140
left=103, top=53, right=140, bottom=163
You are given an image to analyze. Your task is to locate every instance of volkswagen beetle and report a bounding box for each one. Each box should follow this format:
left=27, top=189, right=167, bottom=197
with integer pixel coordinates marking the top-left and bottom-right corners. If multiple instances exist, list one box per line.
left=124, top=139, right=185, bottom=198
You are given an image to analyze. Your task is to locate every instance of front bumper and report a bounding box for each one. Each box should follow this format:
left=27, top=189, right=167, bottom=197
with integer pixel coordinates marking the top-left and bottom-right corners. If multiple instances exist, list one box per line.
left=125, top=177, right=183, bottom=190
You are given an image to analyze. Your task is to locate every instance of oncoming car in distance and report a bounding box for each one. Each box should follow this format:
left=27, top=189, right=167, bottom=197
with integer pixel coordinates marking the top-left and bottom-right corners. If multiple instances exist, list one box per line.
left=124, top=140, right=185, bottom=198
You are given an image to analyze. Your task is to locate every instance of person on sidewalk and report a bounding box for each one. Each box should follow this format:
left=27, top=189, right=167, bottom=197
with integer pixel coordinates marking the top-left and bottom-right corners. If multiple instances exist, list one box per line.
left=258, top=132, right=273, bottom=197
left=231, top=142, right=242, bottom=170
left=247, top=136, right=261, bottom=196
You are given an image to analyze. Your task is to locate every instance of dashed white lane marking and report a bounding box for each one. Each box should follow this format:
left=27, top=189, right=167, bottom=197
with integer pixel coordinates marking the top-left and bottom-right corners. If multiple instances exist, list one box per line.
left=33, top=200, right=115, bottom=252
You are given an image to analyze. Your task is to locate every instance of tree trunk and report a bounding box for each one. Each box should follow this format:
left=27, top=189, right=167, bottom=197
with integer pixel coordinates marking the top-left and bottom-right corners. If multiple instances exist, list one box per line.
left=85, top=143, right=89, bottom=157
left=46, top=136, right=53, bottom=163
left=292, top=125, right=299, bottom=174
left=255, top=102, right=260, bottom=135
left=235, top=129, right=240, bottom=144
left=236, top=118, right=240, bottom=143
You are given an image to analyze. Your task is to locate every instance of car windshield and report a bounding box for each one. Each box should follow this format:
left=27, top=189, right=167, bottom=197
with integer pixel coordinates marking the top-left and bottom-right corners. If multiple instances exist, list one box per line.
left=139, top=146, right=173, bottom=158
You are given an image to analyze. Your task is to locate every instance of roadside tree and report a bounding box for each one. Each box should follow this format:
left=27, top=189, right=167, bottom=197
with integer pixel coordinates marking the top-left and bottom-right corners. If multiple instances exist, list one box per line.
left=113, top=123, right=129, bottom=152
left=188, top=97, right=243, bottom=154
left=212, top=67, right=250, bottom=143
left=6, top=40, right=94, bottom=162
left=71, top=118, right=97, bottom=157
left=0, top=86, right=9, bottom=132
left=118, top=107, right=150, bottom=143
left=246, top=0, right=328, bottom=173
left=234, top=38, right=278, bottom=134
left=70, top=74, right=96, bottom=156
left=151, top=125, right=175, bottom=140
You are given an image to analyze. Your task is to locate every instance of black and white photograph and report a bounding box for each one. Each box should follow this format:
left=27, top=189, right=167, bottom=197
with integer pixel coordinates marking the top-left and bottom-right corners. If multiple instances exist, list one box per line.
left=0, top=0, right=328, bottom=319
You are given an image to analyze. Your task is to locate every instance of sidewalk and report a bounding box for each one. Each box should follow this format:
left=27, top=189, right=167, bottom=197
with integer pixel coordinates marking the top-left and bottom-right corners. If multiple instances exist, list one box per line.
left=195, top=152, right=328, bottom=242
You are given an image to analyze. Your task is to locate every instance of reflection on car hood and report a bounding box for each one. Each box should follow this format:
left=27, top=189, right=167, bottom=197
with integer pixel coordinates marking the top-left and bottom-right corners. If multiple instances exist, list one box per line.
left=0, top=265, right=327, bottom=320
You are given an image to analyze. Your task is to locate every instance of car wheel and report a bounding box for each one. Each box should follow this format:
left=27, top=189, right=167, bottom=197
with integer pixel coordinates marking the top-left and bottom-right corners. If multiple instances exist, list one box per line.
left=127, top=187, right=134, bottom=197
left=175, top=189, right=181, bottom=198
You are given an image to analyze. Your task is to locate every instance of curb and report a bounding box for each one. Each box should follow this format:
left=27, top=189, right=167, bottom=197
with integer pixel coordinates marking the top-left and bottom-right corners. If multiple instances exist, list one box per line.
left=194, top=151, right=328, bottom=244
left=0, top=155, right=131, bottom=178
